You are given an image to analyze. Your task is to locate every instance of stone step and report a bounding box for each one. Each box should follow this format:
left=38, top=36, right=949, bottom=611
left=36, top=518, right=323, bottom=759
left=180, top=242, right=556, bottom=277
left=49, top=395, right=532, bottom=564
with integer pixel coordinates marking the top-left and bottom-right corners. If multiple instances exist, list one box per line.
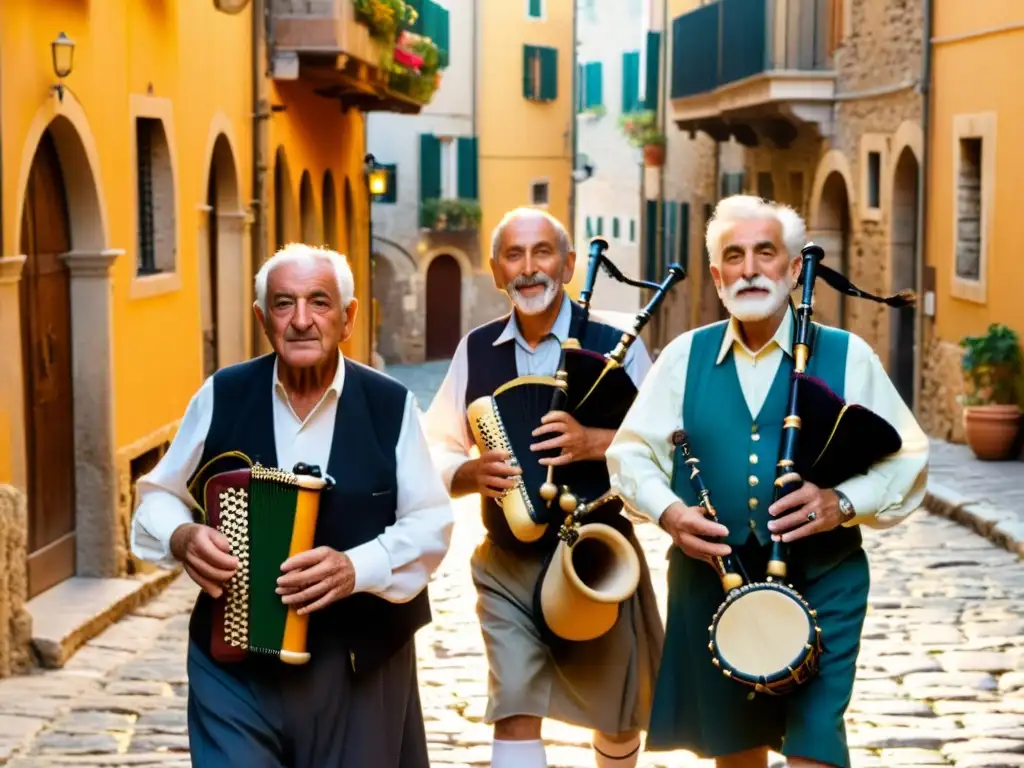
left=24, top=571, right=179, bottom=669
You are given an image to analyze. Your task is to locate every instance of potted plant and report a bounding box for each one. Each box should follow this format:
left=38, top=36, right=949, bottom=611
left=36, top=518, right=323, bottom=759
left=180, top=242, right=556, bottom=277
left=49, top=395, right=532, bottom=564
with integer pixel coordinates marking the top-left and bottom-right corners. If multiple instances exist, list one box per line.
left=618, top=110, right=666, bottom=167
left=959, top=323, right=1023, bottom=460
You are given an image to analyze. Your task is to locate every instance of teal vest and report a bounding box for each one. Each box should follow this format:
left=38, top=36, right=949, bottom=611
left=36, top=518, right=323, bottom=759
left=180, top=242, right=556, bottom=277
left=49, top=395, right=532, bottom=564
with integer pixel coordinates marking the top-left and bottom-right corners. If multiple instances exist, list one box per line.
left=670, top=316, right=863, bottom=580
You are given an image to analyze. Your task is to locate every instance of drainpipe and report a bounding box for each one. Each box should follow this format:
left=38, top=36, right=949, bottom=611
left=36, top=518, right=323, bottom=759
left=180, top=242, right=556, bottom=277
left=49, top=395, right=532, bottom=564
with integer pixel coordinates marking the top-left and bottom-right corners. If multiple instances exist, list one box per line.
left=250, top=0, right=270, bottom=358
left=912, top=0, right=932, bottom=417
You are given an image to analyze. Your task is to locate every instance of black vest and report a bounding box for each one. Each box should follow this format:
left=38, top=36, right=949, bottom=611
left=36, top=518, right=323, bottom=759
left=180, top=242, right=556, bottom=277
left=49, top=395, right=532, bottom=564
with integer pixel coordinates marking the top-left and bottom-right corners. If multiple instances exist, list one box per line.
left=186, top=354, right=432, bottom=677
left=464, top=301, right=628, bottom=554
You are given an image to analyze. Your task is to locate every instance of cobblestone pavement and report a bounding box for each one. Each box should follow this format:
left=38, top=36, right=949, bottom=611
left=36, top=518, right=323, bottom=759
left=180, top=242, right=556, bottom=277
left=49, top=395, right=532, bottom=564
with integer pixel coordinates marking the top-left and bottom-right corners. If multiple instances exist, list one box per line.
left=928, top=438, right=1024, bottom=521
left=4, top=362, right=1024, bottom=767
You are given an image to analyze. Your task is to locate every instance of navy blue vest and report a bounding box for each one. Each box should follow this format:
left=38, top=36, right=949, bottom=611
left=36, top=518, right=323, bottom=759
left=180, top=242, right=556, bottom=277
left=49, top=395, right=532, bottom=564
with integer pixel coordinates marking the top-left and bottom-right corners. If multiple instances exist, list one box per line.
left=186, top=354, right=432, bottom=677
left=464, top=301, right=626, bottom=553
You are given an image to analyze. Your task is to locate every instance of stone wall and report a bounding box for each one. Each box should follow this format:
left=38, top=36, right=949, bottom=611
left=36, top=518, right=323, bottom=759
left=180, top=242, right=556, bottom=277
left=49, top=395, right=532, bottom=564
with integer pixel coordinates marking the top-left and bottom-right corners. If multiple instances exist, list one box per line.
left=919, top=323, right=967, bottom=442
left=0, top=485, right=33, bottom=678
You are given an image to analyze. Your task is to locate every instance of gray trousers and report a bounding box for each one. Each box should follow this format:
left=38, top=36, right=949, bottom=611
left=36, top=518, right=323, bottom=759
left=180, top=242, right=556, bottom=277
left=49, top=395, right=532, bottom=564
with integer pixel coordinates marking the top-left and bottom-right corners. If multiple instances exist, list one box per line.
left=186, top=639, right=429, bottom=768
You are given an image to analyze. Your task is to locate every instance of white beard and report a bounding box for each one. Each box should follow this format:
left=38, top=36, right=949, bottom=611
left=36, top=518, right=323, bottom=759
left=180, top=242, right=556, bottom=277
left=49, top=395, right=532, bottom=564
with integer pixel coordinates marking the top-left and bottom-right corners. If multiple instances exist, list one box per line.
left=719, top=274, right=794, bottom=322
left=507, top=274, right=560, bottom=315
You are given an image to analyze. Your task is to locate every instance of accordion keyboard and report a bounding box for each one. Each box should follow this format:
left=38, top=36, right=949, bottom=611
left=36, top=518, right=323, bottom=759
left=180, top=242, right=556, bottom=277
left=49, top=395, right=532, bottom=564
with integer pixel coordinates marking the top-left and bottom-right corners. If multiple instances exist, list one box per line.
left=219, top=486, right=251, bottom=651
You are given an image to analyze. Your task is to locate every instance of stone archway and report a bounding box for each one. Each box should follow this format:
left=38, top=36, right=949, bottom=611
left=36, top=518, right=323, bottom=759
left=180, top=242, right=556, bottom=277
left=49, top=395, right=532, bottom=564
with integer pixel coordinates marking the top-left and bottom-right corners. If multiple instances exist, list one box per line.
left=890, top=147, right=920, bottom=407
left=810, top=156, right=853, bottom=329
left=199, top=127, right=247, bottom=377
left=425, top=254, right=462, bottom=360
left=2, top=101, right=124, bottom=593
left=322, top=171, right=339, bottom=250
left=273, top=146, right=298, bottom=251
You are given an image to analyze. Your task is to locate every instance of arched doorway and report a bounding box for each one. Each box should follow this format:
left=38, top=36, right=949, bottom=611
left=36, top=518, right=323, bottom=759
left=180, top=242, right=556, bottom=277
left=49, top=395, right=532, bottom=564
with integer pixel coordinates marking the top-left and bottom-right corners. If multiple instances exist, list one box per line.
left=200, top=133, right=245, bottom=378
left=890, top=148, right=919, bottom=407
left=322, top=171, right=339, bottom=250
left=273, top=147, right=297, bottom=252
left=425, top=254, right=462, bottom=359
left=812, top=172, right=851, bottom=328
left=19, top=129, right=76, bottom=597
left=299, top=170, right=320, bottom=244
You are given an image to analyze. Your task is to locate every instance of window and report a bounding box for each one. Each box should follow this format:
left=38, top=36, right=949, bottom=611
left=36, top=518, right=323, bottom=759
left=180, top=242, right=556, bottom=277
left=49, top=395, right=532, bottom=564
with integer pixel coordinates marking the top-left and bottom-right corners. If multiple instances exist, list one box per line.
left=577, top=62, right=602, bottom=112
left=622, top=51, right=641, bottom=113
left=757, top=171, right=774, bottom=200
left=866, top=151, right=881, bottom=209
left=440, top=138, right=456, bottom=199
left=585, top=216, right=594, bottom=238
left=420, top=134, right=479, bottom=225
left=527, top=0, right=544, bottom=19
left=595, top=215, right=604, bottom=236
left=951, top=112, right=995, bottom=303
left=720, top=172, right=745, bottom=197
left=134, top=116, right=176, bottom=277
left=629, top=218, right=636, bottom=243
left=523, top=45, right=558, bottom=102
left=956, top=138, right=982, bottom=282
left=531, top=180, right=549, bottom=206
left=612, top=217, right=621, bottom=239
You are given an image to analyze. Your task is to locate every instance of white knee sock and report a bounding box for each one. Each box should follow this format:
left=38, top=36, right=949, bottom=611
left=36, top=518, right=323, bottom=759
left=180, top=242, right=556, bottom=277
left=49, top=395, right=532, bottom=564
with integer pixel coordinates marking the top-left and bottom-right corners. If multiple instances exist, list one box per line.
left=593, top=732, right=641, bottom=768
left=491, top=738, right=547, bottom=768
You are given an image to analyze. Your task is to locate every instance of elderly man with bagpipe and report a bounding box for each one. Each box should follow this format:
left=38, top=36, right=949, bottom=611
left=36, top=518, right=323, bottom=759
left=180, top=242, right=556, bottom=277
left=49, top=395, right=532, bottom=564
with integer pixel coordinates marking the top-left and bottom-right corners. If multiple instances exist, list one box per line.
left=130, top=244, right=455, bottom=767
left=606, top=194, right=930, bottom=768
left=424, top=207, right=689, bottom=768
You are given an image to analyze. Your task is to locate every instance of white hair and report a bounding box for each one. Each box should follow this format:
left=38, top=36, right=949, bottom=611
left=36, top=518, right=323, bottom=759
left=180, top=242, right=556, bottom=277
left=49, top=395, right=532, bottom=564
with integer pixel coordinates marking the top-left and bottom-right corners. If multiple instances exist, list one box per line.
left=254, top=243, right=355, bottom=314
left=490, top=207, right=573, bottom=262
left=704, top=194, right=807, bottom=266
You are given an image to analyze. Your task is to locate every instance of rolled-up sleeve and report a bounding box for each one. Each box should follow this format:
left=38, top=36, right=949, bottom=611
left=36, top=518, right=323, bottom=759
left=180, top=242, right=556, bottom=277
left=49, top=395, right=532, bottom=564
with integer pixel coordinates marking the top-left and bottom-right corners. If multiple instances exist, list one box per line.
left=422, top=336, right=475, bottom=492
left=130, top=377, right=214, bottom=568
left=607, top=333, right=693, bottom=524
left=347, top=392, right=455, bottom=601
left=835, top=336, right=929, bottom=529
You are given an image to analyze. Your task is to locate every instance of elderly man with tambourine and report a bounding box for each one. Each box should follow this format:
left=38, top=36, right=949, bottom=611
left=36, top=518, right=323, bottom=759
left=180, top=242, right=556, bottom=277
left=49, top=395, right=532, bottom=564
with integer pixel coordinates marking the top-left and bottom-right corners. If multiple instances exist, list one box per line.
left=424, top=207, right=677, bottom=768
left=606, top=194, right=930, bottom=768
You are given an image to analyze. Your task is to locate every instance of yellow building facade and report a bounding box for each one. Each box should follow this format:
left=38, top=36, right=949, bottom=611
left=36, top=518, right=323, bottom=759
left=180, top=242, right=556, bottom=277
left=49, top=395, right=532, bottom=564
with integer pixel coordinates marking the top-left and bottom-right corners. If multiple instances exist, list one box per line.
left=919, top=2, right=1024, bottom=442
left=0, top=0, right=440, bottom=670
left=477, top=0, right=581, bottom=292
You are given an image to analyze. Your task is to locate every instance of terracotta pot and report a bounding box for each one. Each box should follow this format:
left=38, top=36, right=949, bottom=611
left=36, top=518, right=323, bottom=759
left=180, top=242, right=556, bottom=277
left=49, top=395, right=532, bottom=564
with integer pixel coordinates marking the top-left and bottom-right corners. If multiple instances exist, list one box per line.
left=963, top=404, right=1022, bottom=460
left=643, top=143, right=665, bottom=167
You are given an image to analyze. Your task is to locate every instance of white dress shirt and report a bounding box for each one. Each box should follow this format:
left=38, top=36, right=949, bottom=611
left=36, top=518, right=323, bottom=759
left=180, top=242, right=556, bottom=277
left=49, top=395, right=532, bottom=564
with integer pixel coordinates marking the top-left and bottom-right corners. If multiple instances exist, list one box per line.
left=606, top=310, right=930, bottom=529
left=423, top=293, right=653, bottom=491
left=130, top=352, right=454, bottom=602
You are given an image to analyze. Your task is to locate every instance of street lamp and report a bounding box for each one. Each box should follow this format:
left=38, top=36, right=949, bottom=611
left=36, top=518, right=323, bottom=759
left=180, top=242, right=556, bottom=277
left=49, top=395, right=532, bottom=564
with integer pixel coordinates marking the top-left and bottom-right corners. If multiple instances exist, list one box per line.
left=51, top=32, right=75, bottom=103
left=363, top=153, right=392, bottom=365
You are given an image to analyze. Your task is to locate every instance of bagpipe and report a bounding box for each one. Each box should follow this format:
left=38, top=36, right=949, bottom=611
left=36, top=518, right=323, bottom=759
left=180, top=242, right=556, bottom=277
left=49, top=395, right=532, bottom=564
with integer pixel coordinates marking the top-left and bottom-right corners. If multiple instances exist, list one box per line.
left=467, top=237, right=686, bottom=644
left=673, top=241, right=914, bottom=697
left=186, top=451, right=335, bottom=665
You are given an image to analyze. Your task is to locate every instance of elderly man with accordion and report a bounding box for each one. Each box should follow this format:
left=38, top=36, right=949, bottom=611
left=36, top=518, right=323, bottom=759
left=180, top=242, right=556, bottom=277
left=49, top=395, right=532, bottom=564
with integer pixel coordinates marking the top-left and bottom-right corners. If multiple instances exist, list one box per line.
left=606, top=194, right=930, bottom=768
left=424, top=207, right=686, bottom=768
left=130, top=244, right=454, bottom=767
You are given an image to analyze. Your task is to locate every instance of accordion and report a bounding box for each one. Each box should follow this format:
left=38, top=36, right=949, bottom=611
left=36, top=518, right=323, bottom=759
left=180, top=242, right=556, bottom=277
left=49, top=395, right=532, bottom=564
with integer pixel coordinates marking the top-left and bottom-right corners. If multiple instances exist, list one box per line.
left=199, top=460, right=334, bottom=665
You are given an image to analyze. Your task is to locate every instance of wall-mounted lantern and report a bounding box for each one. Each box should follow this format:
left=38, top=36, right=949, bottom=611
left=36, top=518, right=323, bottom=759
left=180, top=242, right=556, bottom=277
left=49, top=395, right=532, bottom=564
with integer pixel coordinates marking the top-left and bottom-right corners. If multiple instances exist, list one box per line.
left=51, top=32, right=75, bottom=102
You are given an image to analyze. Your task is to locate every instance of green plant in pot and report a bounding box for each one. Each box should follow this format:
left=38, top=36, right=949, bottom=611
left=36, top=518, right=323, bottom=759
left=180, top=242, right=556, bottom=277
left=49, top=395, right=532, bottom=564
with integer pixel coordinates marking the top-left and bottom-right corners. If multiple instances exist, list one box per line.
left=959, top=322, right=1023, bottom=460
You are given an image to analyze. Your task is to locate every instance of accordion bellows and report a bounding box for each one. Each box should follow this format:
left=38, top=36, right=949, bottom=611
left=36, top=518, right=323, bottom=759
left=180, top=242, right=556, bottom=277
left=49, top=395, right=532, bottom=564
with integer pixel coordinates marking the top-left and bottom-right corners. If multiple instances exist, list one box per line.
left=203, top=463, right=329, bottom=665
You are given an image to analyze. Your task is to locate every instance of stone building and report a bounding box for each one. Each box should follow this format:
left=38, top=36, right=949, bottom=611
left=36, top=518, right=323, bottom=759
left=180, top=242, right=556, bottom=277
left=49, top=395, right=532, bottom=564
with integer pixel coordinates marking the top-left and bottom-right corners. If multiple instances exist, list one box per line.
left=370, top=0, right=579, bottom=364
left=663, top=0, right=925, bottom=410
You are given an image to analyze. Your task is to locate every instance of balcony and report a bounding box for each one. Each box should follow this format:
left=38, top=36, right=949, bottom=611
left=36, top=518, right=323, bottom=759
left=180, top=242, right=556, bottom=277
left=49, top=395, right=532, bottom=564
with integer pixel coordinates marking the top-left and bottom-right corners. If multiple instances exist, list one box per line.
left=271, top=0, right=448, bottom=114
left=669, top=0, right=836, bottom=147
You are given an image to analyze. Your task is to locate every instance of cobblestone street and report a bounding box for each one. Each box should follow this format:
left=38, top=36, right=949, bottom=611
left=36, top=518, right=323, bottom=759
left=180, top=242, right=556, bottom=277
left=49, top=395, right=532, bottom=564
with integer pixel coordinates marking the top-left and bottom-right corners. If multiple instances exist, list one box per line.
left=2, top=362, right=1024, bottom=767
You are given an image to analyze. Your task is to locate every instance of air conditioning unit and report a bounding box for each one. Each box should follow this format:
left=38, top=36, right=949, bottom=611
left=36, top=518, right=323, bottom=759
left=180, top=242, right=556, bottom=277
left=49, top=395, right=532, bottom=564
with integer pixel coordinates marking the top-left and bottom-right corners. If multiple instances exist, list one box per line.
left=214, top=0, right=250, bottom=14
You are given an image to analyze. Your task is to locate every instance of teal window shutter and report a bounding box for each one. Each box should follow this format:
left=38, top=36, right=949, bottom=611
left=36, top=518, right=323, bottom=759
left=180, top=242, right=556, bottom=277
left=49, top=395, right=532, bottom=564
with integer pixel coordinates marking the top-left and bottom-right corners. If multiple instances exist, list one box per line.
left=596, top=216, right=603, bottom=236
left=584, top=62, right=602, bottom=108
left=523, top=45, right=536, bottom=99
left=456, top=137, right=478, bottom=200
left=539, top=46, right=558, bottom=100
left=419, top=134, right=441, bottom=225
left=612, top=217, right=620, bottom=239
left=407, top=0, right=423, bottom=33
left=436, top=4, right=450, bottom=67
left=585, top=217, right=593, bottom=238
left=528, top=0, right=543, bottom=18
left=643, top=31, right=661, bottom=111
left=622, top=51, right=640, bottom=112
left=629, top=218, right=636, bottom=242
left=678, top=202, right=690, bottom=267
left=644, top=200, right=658, bottom=281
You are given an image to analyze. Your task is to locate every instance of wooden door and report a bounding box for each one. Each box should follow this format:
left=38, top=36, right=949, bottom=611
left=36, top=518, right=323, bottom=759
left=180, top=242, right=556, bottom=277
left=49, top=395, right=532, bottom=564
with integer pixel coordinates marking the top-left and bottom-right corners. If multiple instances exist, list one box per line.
left=20, top=129, right=76, bottom=598
left=425, top=254, right=461, bottom=360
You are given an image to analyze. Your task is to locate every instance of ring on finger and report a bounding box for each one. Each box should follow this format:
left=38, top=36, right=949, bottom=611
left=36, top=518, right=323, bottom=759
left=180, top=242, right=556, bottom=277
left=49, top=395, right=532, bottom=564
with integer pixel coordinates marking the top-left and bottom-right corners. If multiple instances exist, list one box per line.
left=806, top=511, right=817, bottom=522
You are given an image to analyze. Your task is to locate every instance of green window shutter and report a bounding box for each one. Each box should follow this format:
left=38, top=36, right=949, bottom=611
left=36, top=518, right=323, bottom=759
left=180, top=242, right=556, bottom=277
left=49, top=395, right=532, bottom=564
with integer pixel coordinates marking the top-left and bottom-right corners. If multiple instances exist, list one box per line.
left=629, top=218, right=636, bottom=242
left=585, top=217, right=593, bottom=238
left=436, top=4, right=450, bottom=67
left=584, top=62, right=602, bottom=108
left=456, top=137, right=478, bottom=199
left=539, top=46, right=558, bottom=101
left=662, top=202, right=677, bottom=277
left=678, top=202, right=690, bottom=267
left=612, top=217, right=620, bottom=239
left=407, top=0, right=423, bottom=33
left=596, top=216, right=603, bottom=236
left=528, top=0, right=543, bottom=18
left=523, top=45, right=536, bottom=99
left=644, top=200, right=658, bottom=281
left=643, top=31, right=661, bottom=111
left=622, top=51, right=640, bottom=112
left=419, top=134, right=441, bottom=226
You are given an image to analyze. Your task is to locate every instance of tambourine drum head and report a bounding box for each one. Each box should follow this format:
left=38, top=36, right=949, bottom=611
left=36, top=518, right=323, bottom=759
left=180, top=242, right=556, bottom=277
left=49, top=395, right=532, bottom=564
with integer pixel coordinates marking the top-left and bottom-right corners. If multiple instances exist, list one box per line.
left=715, top=589, right=812, bottom=677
